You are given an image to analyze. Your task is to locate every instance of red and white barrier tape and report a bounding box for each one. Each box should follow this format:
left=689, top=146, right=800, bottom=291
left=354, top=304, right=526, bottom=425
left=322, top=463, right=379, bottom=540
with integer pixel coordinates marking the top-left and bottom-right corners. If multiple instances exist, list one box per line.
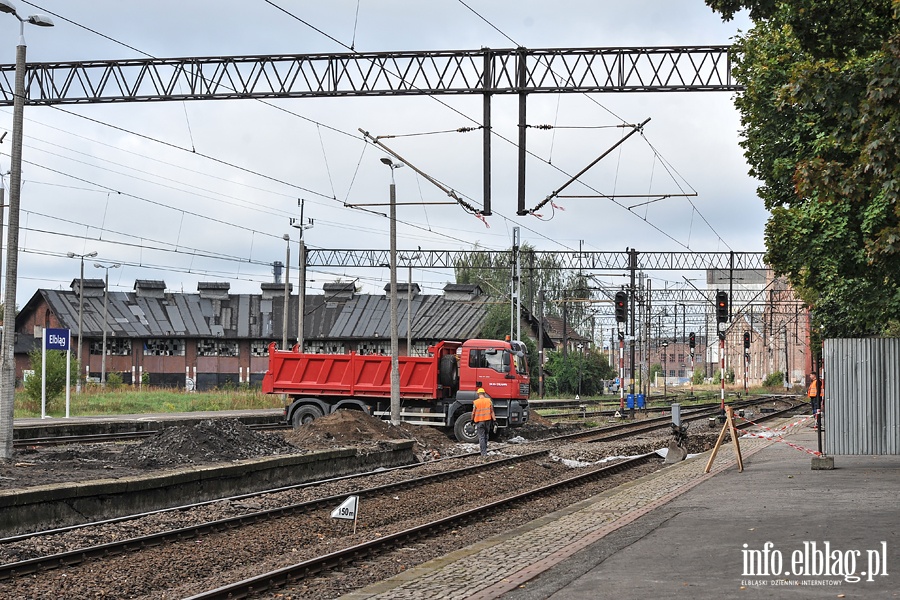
left=735, top=413, right=822, bottom=456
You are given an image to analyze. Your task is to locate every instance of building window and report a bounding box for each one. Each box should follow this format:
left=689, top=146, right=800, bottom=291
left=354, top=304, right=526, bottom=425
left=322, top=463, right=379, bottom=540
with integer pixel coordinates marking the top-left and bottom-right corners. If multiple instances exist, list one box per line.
left=144, top=339, right=185, bottom=356
left=90, top=338, right=131, bottom=356
left=669, top=369, right=676, bottom=377
left=307, top=341, right=347, bottom=354
left=197, top=339, right=238, bottom=357
left=251, top=341, right=275, bottom=357
left=356, top=341, right=389, bottom=355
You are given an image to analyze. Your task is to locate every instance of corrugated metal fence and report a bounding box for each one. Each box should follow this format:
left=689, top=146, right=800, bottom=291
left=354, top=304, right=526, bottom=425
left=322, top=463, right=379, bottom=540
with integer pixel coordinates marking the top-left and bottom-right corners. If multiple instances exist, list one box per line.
left=824, top=338, right=900, bottom=455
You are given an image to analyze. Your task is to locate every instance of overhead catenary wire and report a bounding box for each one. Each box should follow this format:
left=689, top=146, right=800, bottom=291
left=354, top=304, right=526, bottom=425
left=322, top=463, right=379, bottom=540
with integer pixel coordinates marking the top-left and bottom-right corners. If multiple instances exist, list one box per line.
left=15, top=2, right=735, bottom=272
left=9, top=4, right=584, bottom=258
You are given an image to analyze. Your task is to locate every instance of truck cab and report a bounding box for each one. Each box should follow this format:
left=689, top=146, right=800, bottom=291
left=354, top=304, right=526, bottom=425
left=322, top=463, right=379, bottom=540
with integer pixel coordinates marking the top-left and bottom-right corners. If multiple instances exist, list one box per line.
left=449, top=339, right=530, bottom=442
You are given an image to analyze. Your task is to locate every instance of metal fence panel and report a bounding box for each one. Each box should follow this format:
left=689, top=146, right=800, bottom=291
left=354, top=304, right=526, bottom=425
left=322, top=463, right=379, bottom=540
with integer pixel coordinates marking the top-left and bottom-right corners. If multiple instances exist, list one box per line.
left=824, top=338, right=900, bottom=455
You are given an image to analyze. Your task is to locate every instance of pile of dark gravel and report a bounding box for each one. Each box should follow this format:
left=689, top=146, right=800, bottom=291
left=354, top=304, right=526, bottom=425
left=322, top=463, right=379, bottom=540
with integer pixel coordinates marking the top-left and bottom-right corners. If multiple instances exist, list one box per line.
left=122, top=419, right=300, bottom=468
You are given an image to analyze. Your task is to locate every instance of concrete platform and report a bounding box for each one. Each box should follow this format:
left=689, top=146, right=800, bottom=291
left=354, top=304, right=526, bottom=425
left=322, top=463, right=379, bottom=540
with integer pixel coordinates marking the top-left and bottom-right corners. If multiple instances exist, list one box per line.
left=13, top=409, right=284, bottom=439
left=342, top=424, right=899, bottom=599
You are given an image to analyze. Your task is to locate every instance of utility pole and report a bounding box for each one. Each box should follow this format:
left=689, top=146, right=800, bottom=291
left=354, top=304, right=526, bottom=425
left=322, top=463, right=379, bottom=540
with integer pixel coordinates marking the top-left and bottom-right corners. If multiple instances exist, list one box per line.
left=511, top=227, right=520, bottom=340
left=281, top=234, right=290, bottom=350
left=538, top=290, right=545, bottom=398
left=290, top=199, right=313, bottom=352
left=628, top=248, right=637, bottom=402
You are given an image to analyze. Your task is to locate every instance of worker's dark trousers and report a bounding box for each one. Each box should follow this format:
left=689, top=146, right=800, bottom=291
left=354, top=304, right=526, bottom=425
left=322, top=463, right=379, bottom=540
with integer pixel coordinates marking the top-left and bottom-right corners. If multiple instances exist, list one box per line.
left=476, top=421, right=491, bottom=456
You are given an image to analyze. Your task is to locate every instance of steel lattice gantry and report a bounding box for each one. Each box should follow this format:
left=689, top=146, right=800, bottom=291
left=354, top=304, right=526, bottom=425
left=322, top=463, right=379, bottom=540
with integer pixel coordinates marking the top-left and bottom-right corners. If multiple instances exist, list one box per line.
left=0, top=46, right=739, bottom=215
left=304, top=249, right=764, bottom=271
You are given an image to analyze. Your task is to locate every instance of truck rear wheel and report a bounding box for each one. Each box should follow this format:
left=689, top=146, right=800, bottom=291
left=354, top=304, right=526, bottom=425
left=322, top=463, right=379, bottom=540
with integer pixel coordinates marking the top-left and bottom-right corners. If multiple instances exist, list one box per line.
left=291, top=404, right=324, bottom=428
left=453, top=411, right=478, bottom=443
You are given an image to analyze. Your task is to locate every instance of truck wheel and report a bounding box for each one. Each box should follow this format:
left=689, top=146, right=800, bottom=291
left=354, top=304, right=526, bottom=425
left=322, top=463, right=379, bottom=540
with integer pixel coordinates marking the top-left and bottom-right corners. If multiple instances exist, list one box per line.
left=438, top=355, right=459, bottom=388
left=291, top=404, right=324, bottom=428
left=453, top=411, right=478, bottom=444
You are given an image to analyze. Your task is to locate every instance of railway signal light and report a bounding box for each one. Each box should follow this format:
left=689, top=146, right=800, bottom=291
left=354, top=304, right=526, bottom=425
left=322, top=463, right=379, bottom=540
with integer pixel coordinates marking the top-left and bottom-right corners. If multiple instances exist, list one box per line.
left=715, top=291, right=728, bottom=323
left=743, top=331, right=751, bottom=349
left=689, top=332, right=696, bottom=349
left=614, top=291, right=627, bottom=323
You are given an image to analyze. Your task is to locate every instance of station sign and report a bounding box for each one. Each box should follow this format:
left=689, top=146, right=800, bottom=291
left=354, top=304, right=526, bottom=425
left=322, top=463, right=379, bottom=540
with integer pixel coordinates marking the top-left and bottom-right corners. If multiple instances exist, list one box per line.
left=44, top=328, right=71, bottom=351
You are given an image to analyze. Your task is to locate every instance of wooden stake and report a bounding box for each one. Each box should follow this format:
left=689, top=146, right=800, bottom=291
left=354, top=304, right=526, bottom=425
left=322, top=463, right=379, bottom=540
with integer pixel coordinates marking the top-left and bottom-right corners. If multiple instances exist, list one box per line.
left=704, top=406, right=744, bottom=473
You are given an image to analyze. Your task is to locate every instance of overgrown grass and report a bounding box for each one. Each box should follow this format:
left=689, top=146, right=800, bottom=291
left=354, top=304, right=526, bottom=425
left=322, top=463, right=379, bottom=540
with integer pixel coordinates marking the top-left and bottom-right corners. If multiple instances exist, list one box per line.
left=14, top=386, right=284, bottom=419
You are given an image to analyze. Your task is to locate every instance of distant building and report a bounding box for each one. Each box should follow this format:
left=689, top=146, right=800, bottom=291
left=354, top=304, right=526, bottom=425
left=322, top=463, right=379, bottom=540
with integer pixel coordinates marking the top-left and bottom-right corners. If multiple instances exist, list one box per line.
left=14, top=280, right=519, bottom=391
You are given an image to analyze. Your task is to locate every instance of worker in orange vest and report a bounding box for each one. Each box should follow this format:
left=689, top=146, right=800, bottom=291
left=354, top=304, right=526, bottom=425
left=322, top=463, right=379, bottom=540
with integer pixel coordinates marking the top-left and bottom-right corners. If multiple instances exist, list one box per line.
left=808, top=372, right=823, bottom=418
left=473, top=387, right=496, bottom=458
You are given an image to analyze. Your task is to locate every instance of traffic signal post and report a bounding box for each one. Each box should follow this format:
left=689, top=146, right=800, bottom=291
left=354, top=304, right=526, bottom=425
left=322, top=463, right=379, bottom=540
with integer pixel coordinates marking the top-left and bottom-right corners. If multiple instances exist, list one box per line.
left=743, top=331, right=751, bottom=394
left=615, top=291, right=627, bottom=415
left=716, top=291, right=729, bottom=420
left=689, top=331, right=696, bottom=397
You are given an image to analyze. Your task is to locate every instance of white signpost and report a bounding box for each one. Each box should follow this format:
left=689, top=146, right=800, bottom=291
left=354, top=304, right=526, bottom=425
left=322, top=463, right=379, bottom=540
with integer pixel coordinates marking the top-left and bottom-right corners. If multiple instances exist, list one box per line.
left=42, top=328, right=71, bottom=418
left=330, top=495, right=360, bottom=534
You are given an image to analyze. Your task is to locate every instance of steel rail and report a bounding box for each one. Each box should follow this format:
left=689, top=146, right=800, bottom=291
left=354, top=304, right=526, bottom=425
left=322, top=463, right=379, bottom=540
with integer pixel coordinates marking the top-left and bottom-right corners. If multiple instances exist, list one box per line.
left=0, top=449, right=548, bottom=580
left=11, top=422, right=289, bottom=448
left=184, top=454, right=656, bottom=600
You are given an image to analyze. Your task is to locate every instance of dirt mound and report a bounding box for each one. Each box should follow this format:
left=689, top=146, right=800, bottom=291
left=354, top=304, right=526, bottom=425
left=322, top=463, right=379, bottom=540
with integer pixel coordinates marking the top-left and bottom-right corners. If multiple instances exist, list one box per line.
left=123, top=419, right=298, bottom=468
left=286, top=409, right=455, bottom=460
left=528, top=411, right=553, bottom=426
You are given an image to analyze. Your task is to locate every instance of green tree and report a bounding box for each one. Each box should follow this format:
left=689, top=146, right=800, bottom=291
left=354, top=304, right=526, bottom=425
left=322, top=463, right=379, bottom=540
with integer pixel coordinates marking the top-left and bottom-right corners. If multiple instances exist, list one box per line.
left=707, top=0, right=900, bottom=336
left=762, top=370, right=785, bottom=387
left=454, top=243, right=597, bottom=328
left=692, top=367, right=705, bottom=385
left=478, top=302, right=540, bottom=376
left=543, top=349, right=614, bottom=397
left=23, top=349, right=78, bottom=413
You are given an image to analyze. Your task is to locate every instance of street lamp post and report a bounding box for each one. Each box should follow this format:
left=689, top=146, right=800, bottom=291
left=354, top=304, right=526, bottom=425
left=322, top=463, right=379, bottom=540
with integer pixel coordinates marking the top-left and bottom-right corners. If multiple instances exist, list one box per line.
left=93, top=263, right=120, bottom=385
left=0, top=0, right=54, bottom=461
left=661, top=342, right=669, bottom=398
left=381, top=157, right=404, bottom=425
left=67, top=251, right=97, bottom=392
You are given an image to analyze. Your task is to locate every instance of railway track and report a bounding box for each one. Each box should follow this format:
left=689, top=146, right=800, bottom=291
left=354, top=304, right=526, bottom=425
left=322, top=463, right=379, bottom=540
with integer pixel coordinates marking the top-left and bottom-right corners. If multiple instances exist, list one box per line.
left=0, top=396, right=790, bottom=598
left=536, top=393, right=787, bottom=420
left=0, top=445, right=658, bottom=598
left=11, top=421, right=290, bottom=448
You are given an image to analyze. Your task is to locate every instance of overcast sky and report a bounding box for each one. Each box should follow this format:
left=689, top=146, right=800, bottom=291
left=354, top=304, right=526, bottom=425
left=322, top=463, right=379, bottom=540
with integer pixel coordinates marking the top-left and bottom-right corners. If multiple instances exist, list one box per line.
left=0, top=0, right=758, bottom=306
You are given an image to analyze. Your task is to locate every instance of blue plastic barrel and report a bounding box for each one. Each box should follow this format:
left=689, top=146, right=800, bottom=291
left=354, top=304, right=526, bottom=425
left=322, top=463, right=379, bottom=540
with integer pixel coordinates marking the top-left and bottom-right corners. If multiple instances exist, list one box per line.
left=637, top=393, right=645, bottom=409
left=626, top=393, right=634, bottom=409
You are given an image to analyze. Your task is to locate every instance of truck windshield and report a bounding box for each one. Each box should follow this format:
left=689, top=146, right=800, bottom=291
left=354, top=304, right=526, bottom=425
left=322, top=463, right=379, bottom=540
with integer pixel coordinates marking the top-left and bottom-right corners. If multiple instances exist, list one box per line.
left=469, top=349, right=510, bottom=373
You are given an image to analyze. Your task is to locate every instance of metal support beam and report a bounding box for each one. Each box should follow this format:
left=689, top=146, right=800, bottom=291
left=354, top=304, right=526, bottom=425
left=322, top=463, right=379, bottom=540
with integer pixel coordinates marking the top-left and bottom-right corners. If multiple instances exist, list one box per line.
left=303, top=248, right=766, bottom=271
left=0, top=46, right=740, bottom=106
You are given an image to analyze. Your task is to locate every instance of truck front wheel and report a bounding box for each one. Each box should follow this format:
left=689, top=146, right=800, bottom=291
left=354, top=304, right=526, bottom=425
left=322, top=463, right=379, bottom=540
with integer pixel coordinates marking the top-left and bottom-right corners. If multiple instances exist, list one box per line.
left=291, top=404, right=324, bottom=428
left=453, top=411, right=478, bottom=443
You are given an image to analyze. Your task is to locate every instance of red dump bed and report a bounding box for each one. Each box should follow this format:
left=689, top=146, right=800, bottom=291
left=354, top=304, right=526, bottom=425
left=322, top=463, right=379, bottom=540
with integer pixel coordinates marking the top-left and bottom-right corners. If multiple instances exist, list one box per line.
left=262, top=341, right=459, bottom=400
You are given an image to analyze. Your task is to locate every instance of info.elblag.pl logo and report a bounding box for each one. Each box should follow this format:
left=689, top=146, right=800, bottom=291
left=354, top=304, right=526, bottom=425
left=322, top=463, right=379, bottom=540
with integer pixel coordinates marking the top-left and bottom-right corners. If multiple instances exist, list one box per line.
left=741, top=541, right=888, bottom=584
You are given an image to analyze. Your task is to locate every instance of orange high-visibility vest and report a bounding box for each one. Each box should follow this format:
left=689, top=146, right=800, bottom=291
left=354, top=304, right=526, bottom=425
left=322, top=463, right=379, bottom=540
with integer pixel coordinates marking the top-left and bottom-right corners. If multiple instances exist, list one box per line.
left=808, top=380, right=821, bottom=398
left=472, top=396, right=495, bottom=422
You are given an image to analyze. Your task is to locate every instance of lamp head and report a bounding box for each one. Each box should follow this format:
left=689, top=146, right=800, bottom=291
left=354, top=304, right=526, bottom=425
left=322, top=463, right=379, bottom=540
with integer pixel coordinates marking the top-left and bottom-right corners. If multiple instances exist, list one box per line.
left=283, top=233, right=290, bottom=241
left=93, top=263, right=102, bottom=268
left=26, top=14, right=52, bottom=26
left=66, top=251, right=75, bottom=258
left=87, top=251, right=98, bottom=258
left=0, top=1, right=18, bottom=16
left=380, top=157, right=404, bottom=169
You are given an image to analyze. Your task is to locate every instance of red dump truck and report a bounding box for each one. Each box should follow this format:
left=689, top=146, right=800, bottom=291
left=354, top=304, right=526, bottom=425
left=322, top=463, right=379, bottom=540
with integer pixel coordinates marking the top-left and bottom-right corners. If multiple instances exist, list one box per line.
left=262, top=338, right=530, bottom=442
